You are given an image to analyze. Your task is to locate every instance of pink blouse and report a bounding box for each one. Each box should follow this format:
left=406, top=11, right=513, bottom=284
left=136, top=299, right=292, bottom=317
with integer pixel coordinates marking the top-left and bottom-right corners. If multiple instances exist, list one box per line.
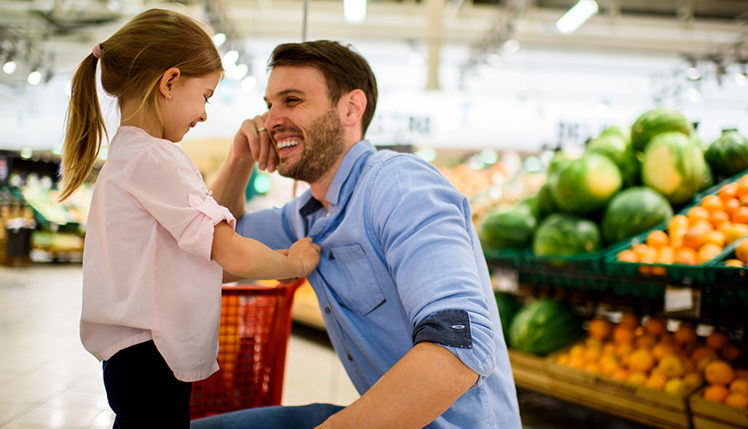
left=80, top=126, right=236, bottom=382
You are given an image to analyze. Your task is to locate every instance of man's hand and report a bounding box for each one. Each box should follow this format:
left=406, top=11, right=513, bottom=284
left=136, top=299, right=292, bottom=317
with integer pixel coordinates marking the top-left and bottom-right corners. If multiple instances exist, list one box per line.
left=232, top=114, right=278, bottom=172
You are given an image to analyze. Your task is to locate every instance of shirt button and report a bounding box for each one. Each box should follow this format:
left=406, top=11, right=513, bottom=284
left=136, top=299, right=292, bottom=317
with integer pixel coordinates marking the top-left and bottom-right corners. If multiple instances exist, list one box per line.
left=324, top=307, right=331, bottom=314
left=347, top=354, right=354, bottom=361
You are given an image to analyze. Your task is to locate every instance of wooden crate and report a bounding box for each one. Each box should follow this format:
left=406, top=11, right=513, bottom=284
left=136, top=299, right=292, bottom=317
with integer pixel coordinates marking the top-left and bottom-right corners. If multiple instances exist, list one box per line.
left=545, top=360, right=696, bottom=428
left=507, top=349, right=552, bottom=391
left=690, top=386, right=748, bottom=428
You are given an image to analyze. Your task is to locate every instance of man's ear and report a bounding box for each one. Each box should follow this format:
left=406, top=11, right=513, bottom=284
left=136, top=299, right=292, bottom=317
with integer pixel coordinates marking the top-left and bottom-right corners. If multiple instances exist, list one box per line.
left=340, top=89, right=367, bottom=127
left=158, top=67, right=181, bottom=99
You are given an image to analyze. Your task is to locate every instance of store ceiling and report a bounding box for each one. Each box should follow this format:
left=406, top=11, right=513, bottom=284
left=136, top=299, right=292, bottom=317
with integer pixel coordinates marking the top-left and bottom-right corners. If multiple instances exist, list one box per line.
left=0, top=0, right=746, bottom=86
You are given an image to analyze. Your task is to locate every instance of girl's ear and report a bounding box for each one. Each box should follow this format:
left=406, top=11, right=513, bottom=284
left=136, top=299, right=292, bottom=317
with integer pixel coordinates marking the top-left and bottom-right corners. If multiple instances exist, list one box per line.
left=158, top=67, right=181, bottom=99
left=341, top=89, right=366, bottom=127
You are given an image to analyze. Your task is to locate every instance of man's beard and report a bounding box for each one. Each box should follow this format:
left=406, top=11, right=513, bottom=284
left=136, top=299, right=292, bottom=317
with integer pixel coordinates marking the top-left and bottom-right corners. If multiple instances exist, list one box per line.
left=277, top=108, right=345, bottom=183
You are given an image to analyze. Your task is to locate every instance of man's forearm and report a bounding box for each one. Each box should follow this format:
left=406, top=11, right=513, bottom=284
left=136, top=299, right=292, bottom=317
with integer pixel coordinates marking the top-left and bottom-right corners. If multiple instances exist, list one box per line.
left=318, top=342, right=478, bottom=429
left=209, top=153, right=255, bottom=218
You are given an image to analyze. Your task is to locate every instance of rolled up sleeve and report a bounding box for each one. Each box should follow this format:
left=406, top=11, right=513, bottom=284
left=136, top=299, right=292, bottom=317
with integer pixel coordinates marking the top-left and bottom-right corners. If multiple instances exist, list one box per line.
left=125, top=145, right=235, bottom=261
left=367, top=156, right=497, bottom=382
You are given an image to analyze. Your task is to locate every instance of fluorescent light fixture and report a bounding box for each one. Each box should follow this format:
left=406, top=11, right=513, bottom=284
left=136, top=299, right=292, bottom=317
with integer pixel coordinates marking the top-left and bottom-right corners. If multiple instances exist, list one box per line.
left=686, top=66, right=700, bottom=80
left=2, top=60, right=16, bottom=74
left=502, top=39, right=520, bottom=55
left=556, top=0, right=599, bottom=34
left=344, top=0, right=366, bottom=23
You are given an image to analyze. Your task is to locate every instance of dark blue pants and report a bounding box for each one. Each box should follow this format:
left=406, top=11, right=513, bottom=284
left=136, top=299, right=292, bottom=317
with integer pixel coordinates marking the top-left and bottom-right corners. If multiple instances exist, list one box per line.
left=190, top=403, right=345, bottom=429
left=103, top=340, right=192, bottom=428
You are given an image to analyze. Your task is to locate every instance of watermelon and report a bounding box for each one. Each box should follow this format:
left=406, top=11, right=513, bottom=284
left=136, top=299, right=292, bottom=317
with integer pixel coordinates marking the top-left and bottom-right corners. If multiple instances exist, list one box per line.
left=551, top=153, right=622, bottom=215
left=631, top=107, right=693, bottom=152
left=548, top=151, right=574, bottom=178
left=479, top=206, right=536, bottom=250
left=587, top=134, right=640, bottom=187
left=600, top=125, right=631, bottom=142
left=705, top=129, right=748, bottom=179
left=641, top=132, right=708, bottom=205
left=532, top=213, right=601, bottom=257
left=508, top=298, right=582, bottom=356
left=601, top=187, right=673, bottom=244
left=536, top=182, right=557, bottom=218
left=495, top=292, right=522, bottom=339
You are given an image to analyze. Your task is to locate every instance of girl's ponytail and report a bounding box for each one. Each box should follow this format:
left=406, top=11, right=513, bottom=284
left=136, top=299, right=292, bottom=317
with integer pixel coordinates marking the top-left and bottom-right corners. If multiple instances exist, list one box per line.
left=59, top=52, right=108, bottom=201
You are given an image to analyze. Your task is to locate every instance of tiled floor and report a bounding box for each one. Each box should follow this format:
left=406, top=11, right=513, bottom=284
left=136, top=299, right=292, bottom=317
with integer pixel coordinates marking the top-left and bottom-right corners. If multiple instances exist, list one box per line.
left=0, top=265, right=358, bottom=428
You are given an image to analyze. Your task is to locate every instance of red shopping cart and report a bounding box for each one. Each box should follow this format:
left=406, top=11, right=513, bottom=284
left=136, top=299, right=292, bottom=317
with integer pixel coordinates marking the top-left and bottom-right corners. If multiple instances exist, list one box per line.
left=190, top=279, right=304, bottom=419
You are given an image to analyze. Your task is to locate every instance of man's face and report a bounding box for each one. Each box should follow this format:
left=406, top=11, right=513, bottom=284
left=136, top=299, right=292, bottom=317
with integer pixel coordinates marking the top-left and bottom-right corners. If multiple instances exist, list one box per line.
left=264, top=65, right=345, bottom=183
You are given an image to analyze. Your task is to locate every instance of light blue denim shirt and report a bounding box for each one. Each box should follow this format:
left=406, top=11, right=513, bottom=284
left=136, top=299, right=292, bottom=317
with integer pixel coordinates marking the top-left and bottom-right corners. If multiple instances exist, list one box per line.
left=236, top=140, right=521, bottom=428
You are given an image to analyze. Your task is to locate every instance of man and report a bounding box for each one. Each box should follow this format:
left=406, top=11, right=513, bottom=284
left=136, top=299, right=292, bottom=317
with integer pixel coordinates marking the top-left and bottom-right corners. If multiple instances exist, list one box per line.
left=198, top=40, right=521, bottom=428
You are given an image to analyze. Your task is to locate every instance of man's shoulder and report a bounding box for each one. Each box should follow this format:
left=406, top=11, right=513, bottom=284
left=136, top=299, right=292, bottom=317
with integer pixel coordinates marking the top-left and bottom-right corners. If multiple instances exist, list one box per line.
left=363, top=149, right=437, bottom=178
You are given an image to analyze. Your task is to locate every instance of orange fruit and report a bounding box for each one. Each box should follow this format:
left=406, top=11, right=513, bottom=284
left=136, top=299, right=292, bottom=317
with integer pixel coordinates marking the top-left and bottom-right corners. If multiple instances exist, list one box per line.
left=674, top=247, right=697, bottom=265
left=710, top=210, right=731, bottom=228
left=684, top=371, right=704, bottom=387
left=668, top=215, right=689, bottom=234
left=588, top=318, right=612, bottom=340
left=653, top=343, right=676, bottom=362
left=583, top=347, right=601, bottom=363
left=725, top=223, right=748, bottom=245
left=644, top=371, right=668, bottom=391
left=613, top=326, right=635, bottom=344
left=736, top=239, right=748, bottom=263
left=706, top=331, right=730, bottom=351
left=722, top=344, right=742, bottom=363
left=733, top=207, right=748, bottom=225
left=688, top=206, right=711, bottom=224
left=617, top=249, right=638, bottom=263
left=620, top=312, right=639, bottom=329
left=724, top=198, right=742, bottom=217
left=645, top=317, right=667, bottom=338
left=615, top=341, right=634, bottom=358
left=683, top=223, right=712, bottom=250
left=703, top=230, right=726, bottom=247
left=599, top=355, right=619, bottom=375
left=704, top=384, right=729, bottom=403
left=556, top=353, right=570, bottom=366
left=720, top=183, right=739, bottom=200
left=674, top=324, right=698, bottom=347
left=629, top=349, right=655, bottom=372
left=705, top=360, right=736, bottom=386
left=657, top=354, right=686, bottom=378
left=669, top=227, right=686, bottom=248
left=697, top=243, right=723, bottom=264
left=627, top=371, right=648, bottom=386
left=725, top=259, right=745, bottom=267
left=646, top=230, right=669, bottom=248
left=664, top=377, right=688, bottom=395
left=636, top=335, right=657, bottom=350
left=731, top=378, right=748, bottom=395
left=701, top=195, right=723, bottom=212
left=691, top=346, right=718, bottom=363
left=610, top=367, right=629, bottom=382
left=632, top=244, right=657, bottom=263
left=584, top=362, right=602, bottom=375
left=725, top=393, right=748, bottom=409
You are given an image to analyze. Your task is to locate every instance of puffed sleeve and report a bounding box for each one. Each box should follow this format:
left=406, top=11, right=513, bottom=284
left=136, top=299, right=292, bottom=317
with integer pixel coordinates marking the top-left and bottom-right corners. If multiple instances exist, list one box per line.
left=124, top=144, right=236, bottom=261
left=366, top=155, right=497, bottom=382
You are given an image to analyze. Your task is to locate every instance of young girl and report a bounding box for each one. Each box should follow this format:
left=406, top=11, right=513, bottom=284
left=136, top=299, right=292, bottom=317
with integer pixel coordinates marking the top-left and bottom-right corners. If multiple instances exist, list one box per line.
left=59, top=9, right=320, bottom=428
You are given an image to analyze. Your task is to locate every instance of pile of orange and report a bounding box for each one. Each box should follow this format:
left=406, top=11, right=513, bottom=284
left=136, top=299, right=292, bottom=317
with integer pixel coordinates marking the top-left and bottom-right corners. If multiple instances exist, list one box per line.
left=724, top=238, right=748, bottom=268
left=555, top=313, right=746, bottom=400
left=616, top=174, right=748, bottom=273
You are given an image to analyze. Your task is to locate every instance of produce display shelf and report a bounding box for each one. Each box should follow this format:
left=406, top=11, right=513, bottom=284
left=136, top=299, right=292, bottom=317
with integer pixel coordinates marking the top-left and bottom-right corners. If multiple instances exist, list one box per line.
left=481, top=247, right=527, bottom=270
left=690, top=386, right=748, bottom=429
left=507, top=349, right=553, bottom=392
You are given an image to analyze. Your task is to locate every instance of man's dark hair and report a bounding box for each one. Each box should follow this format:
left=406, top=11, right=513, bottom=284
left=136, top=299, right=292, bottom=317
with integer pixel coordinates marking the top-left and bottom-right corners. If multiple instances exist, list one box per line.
left=269, top=40, right=378, bottom=138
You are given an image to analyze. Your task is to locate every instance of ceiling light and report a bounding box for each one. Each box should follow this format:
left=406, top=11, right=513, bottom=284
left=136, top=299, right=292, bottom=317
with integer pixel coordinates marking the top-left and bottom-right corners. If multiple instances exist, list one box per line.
left=685, top=66, right=700, bottom=80
left=222, top=50, right=239, bottom=67
left=502, top=39, right=520, bottom=55
left=344, top=0, right=367, bottom=23
left=556, top=0, right=599, bottom=34
left=2, top=60, right=16, bottom=74
left=212, top=33, right=226, bottom=47
left=27, top=69, right=42, bottom=85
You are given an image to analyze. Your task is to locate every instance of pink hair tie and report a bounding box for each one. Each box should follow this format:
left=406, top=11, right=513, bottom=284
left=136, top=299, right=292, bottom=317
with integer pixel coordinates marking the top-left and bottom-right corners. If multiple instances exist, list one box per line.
left=92, top=43, right=102, bottom=59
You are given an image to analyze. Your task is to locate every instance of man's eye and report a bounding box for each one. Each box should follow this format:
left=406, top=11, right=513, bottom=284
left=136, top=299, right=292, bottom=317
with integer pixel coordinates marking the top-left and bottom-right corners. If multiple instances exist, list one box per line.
left=286, top=97, right=300, bottom=104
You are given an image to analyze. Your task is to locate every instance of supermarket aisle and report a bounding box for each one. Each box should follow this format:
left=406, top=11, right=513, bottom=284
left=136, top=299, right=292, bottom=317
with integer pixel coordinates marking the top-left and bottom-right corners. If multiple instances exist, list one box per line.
left=0, top=265, right=357, bottom=428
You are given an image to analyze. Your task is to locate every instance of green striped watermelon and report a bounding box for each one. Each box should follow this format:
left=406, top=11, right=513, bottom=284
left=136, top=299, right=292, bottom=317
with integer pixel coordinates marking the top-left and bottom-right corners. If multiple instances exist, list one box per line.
left=508, top=298, right=582, bottom=356
left=587, top=134, right=640, bottom=187
left=641, top=132, right=707, bottom=205
left=631, top=107, right=693, bottom=152
left=601, top=187, right=673, bottom=244
left=705, top=129, right=748, bottom=179
left=479, top=205, right=537, bottom=250
left=551, top=153, right=622, bottom=215
left=532, top=213, right=601, bottom=257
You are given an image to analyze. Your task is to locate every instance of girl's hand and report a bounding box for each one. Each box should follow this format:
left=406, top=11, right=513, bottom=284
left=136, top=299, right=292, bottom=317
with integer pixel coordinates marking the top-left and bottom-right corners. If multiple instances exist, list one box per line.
left=288, top=237, right=321, bottom=277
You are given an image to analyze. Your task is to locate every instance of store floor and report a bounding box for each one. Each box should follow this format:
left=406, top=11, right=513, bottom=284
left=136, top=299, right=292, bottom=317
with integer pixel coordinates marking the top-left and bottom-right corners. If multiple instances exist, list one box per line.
left=0, top=265, right=652, bottom=428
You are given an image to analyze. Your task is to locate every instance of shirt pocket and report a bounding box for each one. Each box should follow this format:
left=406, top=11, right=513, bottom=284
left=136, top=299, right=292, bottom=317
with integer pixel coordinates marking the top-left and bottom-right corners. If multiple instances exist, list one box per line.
left=328, top=244, right=386, bottom=316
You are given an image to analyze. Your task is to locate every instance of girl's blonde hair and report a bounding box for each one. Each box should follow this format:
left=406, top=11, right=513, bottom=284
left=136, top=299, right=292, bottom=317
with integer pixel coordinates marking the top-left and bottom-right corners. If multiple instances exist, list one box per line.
left=59, top=8, right=223, bottom=201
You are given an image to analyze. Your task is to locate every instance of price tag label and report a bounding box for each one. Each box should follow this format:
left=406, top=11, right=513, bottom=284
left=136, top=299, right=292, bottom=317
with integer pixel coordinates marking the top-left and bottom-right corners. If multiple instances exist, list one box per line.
left=664, top=286, right=695, bottom=312
left=492, top=268, right=519, bottom=293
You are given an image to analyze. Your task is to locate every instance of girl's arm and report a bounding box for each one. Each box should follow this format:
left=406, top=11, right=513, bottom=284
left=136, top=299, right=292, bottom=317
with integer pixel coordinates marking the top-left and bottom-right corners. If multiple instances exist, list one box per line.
left=211, top=221, right=320, bottom=280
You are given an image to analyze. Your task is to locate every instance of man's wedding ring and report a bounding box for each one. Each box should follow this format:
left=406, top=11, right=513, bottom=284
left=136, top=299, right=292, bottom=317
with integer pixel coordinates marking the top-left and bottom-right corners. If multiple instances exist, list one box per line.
left=257, top=127, right=267, bottom=133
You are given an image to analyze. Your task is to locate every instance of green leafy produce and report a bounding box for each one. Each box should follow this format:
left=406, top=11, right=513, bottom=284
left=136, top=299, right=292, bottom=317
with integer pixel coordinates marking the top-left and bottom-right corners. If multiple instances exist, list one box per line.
left=641, top=132, right=707, bottom=205
left=551, top=153, right=622, bottom=215
left=532, top=213, right=601, bottom=257
left=601, top=187, right=673, bottom=244
left=631, top=107, right=693, bottom=152
left=508, top=298, right=582, bottom=356
left=704, top=129, right=748, bottom=179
